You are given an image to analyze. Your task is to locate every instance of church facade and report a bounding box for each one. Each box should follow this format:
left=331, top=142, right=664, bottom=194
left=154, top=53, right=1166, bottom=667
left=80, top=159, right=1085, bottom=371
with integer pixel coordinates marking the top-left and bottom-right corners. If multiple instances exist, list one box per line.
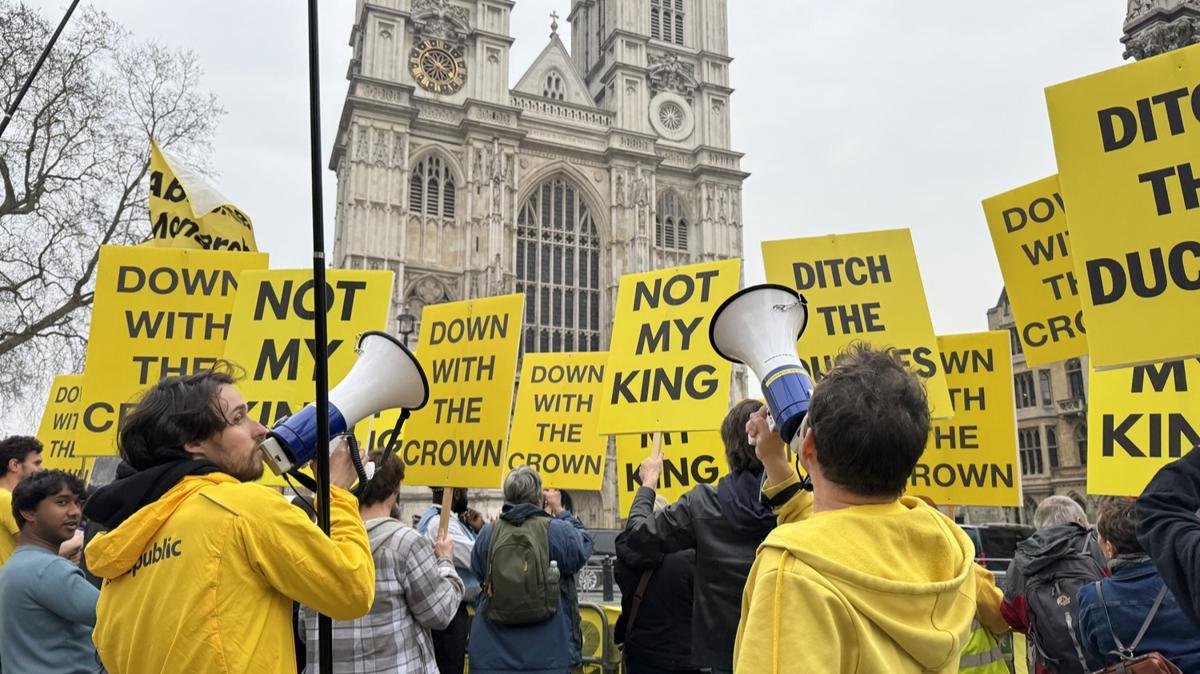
left=330, top=0, right=746, bottom=526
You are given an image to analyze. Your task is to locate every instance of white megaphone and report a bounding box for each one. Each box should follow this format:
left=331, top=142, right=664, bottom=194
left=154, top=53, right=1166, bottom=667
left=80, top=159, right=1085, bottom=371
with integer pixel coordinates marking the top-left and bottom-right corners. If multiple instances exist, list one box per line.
left=709, top=284, right=815, bottom=446
left=259, top=330, right=429, bottom=475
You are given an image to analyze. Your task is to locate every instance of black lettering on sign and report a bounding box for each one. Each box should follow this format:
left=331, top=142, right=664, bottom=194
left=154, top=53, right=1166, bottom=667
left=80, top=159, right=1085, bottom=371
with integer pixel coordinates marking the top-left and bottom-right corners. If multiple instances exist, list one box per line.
left=1041, top=271, right=1081, bottom=301
left=253, top=279, right=366, bottom=321
left=1098, top=86, right=1199, bottom=153
left=947, top=387, right=986, bottom=412
left=940, top=349, right=994, bottom=375
left=1021, top=312, right=1086, bottom=347
left=1021, top=233, right=1071, bottom=266
left=148, top=170, right=188, bottom=202
left=432, top=355, right=495, bottom=383
left=891, top=347, right=938, bottom=378
left=534, top=393, right=593, bottom=414
left=535, top=422, right=583, bottom=444
left=431, top=397, right=484, bottom=424
left=623, top=454, right=719, bottom=490
left=1131, top=360, right=1190, bottom=393
left=1002, top=192, right=1066, bottom=234
left=81, top=401, right=138, bottom=434
left=507, top=452, right=602, bottom=476
left=247, top=399, right=297, bottom=427
left=1137, top=162, right=1200, bottom=216
left=116, top=266, right=238, bottom=297
left=48, top=439, right=76, bottom=458
left=54, top=385, right=81, bottom=404
left=428, top=314, right=509, bottom=345
left=635, top=317, right=703, bottom=354
left=909, top=462, right=1014, bottom=489
left=130, top=355, right=218, bottom=385
left=1103, top=413, right=1200, bottom=458
left=50, top=411, right=79, bottom=432
left=632, top=270, right=720, bottom=310
left=254, top=339, right=344, bottom=381
left=814, top=303, right=885, bottom=335
left=125, top=310, right=231, bottom=341
left=1086, top=240, right=1200, bottom=306
left=931, top=425, right=980, bottom=450
left=530, top=364, right=603, bottom=384
left=792, top=256, right=891, bottom=290
left=401, top=438, right=503, bottom=467
left=609, top=365, right=718, bottom=404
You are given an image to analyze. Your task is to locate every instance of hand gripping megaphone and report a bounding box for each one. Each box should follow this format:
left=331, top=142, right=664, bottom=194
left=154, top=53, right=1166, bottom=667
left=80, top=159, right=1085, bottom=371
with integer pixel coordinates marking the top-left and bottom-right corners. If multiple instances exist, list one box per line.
left=259, top=330, right=430, bottom=475
left=709, top=284, right=815, bottom=446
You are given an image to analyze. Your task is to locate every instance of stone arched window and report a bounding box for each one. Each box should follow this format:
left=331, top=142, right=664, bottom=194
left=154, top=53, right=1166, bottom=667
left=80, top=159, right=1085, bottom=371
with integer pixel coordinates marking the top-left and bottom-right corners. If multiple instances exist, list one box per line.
left=655, top=191, right=689, bottom=252
left=1075, top=423, right=1088, bottom=466
left=651, top=0, right=685, bottom=45
left=408, top=154, right=456, bottom=219
left=543, top=71, right=565, bottom=101
left=516, top=177, right=602, bottom=353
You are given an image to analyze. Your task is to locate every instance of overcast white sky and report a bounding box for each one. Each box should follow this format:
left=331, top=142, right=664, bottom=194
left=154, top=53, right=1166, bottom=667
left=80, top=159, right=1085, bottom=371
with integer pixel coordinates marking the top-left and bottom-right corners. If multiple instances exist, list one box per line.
left=33, top=0, right=1127, bottom=335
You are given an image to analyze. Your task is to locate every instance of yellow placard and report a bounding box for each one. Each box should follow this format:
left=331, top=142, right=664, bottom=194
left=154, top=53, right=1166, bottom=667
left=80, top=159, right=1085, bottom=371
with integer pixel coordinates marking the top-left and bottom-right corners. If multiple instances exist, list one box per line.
left=615, top=431, right=727, bottom=517
left=1087, top=358, right=1200, bottom=496
left=147, top=140, right=258, bottom=251
left=506, top=352, right=608, bottom=491
left=597, top=259, right=740, bottom=435
left=909, top=332, right=1019, bottom=507
left=400, top=294, right=524, bottom=489
left=983, top=176, right=1087, bottom=365
left=761, top=229, right=953, bottom=418
left=76, top=246, right=269, bottom=455
left=36, top=374, right=90, bottom=481
left=219, top=269, right=394, bottom=486
left=1046, top=45, right=1200, bottom=368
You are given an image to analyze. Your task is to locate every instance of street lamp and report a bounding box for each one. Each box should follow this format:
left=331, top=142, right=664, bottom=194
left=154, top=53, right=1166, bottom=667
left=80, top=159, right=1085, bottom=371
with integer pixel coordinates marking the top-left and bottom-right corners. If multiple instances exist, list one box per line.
left=397, top=312, right=416, bottom=347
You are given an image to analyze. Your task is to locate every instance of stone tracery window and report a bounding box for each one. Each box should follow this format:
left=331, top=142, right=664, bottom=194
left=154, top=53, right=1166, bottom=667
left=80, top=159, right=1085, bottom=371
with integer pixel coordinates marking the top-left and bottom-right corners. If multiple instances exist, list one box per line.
left=543, top=71, right=565, bottom=101
left=651, top=0, right=684, bottom=45
left=408, top=154, right=456, bottom=219
left=655, top=191, right=689, bottom=251
left=516, top=177, right=602, bottom=353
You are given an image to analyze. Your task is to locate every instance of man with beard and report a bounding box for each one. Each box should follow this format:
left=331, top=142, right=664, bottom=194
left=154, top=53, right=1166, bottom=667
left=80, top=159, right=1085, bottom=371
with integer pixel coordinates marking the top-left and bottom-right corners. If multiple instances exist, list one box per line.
left=0, top=470, right=100, bottom=673
left=82, top=364, right=375, bottom=674
left=0, top=436, right=45, bottom=566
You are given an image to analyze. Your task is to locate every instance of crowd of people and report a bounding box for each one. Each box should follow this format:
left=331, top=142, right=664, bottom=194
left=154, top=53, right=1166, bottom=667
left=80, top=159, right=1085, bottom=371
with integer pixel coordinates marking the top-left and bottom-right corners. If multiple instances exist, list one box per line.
left=2, top=346, right=1200, bottom=673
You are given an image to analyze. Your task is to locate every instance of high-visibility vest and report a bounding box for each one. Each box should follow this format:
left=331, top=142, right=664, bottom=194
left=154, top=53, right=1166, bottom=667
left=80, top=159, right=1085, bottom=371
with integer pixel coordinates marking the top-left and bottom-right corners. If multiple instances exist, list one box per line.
left=959, top=619, right=1009, bottom=674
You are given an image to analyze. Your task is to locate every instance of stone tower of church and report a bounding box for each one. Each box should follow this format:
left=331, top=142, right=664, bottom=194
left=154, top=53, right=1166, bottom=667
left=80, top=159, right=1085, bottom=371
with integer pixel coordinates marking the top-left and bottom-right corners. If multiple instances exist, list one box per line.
left=330, top=0, right=746, bottom=526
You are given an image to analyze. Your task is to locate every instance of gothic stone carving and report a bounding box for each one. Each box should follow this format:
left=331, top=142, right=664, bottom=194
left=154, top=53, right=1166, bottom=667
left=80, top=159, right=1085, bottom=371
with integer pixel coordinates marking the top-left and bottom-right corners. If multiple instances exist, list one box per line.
left=1123, top=14, right=1200, bottom=59
left=648, top=53, right=699, bottom=98
left=412, top=0, right=471, bottom=43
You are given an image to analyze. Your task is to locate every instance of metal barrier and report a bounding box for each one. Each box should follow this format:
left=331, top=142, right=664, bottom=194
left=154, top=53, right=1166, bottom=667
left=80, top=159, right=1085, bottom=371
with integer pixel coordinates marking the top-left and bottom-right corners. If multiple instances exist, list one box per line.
left=578, top=601, right=622, bottom=674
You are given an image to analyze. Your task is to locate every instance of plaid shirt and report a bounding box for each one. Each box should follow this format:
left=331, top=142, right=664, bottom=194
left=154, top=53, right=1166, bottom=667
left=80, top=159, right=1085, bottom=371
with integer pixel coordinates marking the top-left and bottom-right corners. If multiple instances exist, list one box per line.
left=301, top=518, right=464, bottom=673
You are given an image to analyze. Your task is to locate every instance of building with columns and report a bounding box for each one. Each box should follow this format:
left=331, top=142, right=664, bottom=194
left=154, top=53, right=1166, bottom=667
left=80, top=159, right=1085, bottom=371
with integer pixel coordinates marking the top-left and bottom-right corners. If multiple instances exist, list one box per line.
left=329, top=0, right=747, bottom=526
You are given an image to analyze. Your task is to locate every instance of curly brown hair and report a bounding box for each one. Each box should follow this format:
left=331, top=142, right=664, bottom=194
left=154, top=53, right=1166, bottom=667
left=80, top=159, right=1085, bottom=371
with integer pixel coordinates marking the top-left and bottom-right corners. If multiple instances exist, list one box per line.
left=1097, top=498, right=1141, bottom=556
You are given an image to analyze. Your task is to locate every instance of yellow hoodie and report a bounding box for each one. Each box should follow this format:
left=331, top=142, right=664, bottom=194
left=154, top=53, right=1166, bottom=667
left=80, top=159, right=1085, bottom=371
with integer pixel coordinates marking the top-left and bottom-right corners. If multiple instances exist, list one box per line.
left=86, top=474, right=374, bottom=674
left=734, top=474, right=979, bottom=673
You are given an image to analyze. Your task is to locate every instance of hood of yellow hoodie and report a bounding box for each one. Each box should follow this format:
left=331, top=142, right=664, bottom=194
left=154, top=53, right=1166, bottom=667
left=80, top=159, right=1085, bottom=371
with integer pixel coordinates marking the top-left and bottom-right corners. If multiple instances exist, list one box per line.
left=86, top=474, right=238, bottom=579
left=761, top=496, right=976, bottom=670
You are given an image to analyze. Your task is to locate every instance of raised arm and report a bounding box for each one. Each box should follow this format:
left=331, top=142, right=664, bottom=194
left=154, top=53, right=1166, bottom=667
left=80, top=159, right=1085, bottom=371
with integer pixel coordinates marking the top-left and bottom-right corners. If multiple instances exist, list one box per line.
left=1137, top=450, right=1200, bottom=629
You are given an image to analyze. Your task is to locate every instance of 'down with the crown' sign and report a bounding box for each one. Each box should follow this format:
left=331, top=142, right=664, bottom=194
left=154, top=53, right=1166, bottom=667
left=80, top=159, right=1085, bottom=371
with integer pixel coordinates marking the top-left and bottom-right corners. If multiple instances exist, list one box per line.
left=1087, top=358, right=1200, bottom=496
left=761, top=229, right=953, bottom=418
left=909, top=332, right=1019, bottom=507
left=76, top=246, right=268, bottom=455
left=984, top=176, right=1086, bottom=366
left=1046, top=44, right=1200, bottom=368
left=401, top=294, right=524, bottom=488
left=220, top=269, right=394, bottom=485
left=507, top=352, right=608, bottom=491
left=615, top=431, right=728, bottom=516
left=36, top=374, right=90, bottom=481
left=597, top=259, right=740, bottom=435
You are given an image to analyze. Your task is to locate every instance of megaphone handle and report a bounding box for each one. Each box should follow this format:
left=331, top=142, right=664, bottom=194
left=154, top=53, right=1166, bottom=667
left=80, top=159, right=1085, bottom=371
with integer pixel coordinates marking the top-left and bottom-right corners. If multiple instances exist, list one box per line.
left=747, top=411, right=777, bottom=447
left=437, top=487, right=455, bottom=539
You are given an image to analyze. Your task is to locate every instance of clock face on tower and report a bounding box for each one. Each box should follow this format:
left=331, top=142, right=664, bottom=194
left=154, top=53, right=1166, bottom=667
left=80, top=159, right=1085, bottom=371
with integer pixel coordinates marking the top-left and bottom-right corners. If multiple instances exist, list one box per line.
left=408, top=38, right=467, bottom=95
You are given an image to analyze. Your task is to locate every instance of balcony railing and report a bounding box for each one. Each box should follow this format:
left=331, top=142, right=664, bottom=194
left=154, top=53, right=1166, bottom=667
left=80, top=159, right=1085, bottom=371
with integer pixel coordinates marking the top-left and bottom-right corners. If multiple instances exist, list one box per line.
left=1056, top=397, right=1086, bottom=415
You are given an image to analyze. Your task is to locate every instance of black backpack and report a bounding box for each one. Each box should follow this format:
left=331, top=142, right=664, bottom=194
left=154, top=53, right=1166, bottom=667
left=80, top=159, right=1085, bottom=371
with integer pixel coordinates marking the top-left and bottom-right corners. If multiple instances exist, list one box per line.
left=1025, top=530, right=1106, bottom=674
left=483, top=516, right=558, bottom=625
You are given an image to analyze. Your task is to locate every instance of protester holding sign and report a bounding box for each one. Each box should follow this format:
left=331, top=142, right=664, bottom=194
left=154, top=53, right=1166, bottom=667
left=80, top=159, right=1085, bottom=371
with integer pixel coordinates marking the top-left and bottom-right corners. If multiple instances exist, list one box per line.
left=735, top=345, right=990, bottom=674
left=82, top=365, right=374, bottom=674
left=616, top=400, right=769, bottom=674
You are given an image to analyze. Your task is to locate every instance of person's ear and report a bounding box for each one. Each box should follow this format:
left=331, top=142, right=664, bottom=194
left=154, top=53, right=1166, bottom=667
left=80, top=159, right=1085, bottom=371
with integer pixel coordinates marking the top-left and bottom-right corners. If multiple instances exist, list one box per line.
left=800, top=427, right=817, bottom=466
left=182, top=439, right=207, bottom=458
left=7, top=458, right=19, bottom=474
left=19, top=508, right=36, bottom=527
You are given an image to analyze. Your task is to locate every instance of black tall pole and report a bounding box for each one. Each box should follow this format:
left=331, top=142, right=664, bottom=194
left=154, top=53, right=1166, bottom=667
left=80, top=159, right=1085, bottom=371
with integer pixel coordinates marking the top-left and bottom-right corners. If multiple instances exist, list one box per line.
left=0, top=0, right=81, bottom=140
left=304, top=1, right=334, bottom=672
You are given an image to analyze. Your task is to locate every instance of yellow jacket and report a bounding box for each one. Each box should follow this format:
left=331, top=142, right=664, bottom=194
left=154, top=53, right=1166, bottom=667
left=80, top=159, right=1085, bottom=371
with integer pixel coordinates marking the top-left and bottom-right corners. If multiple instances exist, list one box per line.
left=86, top=473, right=374, bottom=674
left=734, top=474, right=980, bottom=673
left=0, top=488, right=17, bottom=565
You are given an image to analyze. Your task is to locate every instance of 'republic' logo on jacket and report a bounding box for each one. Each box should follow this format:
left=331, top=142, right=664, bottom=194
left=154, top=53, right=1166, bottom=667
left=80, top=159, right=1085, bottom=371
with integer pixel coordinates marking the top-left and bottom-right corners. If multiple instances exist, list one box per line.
left=130, top=537, right=183, bottom=577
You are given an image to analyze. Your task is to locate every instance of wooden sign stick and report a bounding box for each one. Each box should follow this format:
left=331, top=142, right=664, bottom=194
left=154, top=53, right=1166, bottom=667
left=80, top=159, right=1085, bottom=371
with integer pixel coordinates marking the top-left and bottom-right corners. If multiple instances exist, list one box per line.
left=437, top=487, right=455, bottom=539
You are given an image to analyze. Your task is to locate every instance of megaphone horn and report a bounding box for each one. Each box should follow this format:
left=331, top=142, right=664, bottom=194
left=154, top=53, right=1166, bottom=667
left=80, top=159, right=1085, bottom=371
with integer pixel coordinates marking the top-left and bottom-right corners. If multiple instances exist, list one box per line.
left=709, top=284, right=815, bottom=445
left=259, top=330, right=430, bottom=475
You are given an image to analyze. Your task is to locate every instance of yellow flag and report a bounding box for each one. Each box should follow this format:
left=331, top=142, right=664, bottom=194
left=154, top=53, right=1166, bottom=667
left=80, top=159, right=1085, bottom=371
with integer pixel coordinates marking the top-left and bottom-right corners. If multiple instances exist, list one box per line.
left=147, top=140, right=258, bottom=251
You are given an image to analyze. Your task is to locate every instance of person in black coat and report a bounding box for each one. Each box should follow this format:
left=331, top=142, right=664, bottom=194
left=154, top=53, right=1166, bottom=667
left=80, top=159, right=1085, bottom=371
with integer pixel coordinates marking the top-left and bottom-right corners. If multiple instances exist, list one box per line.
left=615, top=495, right=701, bottom=674
left=1137, top=449, right=1200, bottom=630
left=617, top=400, right=773, bottom=674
